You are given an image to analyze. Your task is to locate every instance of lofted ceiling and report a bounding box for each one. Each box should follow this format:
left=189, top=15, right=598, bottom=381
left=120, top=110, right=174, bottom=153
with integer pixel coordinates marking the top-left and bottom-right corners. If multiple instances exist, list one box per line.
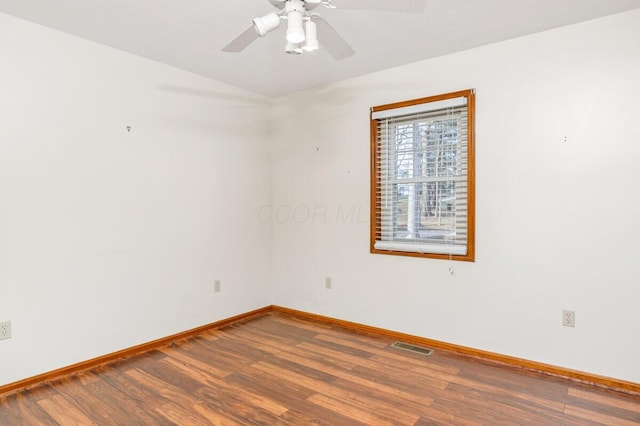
left=1, top=0, right=638, bottom=96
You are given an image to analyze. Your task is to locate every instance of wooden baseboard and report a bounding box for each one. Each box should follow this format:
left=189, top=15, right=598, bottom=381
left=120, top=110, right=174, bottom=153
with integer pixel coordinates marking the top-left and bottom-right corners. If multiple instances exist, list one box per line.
left=3, top=304, right=638, bottom=398
left=272, top=305, right=640, bottom=396
left=0, top=306, right=271, bottom=397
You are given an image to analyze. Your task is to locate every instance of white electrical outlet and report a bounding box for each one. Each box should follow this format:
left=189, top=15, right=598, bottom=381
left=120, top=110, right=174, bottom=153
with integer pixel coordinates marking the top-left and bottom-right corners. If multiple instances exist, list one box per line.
left=0, top=321, right=11, bottom=340
left=325, top=277, right=332, bottom=289
left=214, top=280, right=221, bottom=293
left=562, top=310, right=575, bottom=327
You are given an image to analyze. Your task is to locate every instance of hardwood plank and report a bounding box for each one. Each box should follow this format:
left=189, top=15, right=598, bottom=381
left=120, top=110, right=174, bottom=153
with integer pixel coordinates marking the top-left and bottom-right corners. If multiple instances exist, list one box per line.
left=350, top=363, right=449, bottom=393
left=279, top=403, right=370, bottom=425
left=0, top=392, right=57, bottom=426
left=278, top=342, right=442, bottom=405
left=225, top=367, right=317, bottom=402
left=306, top=393, right=398, bottom=426
left=441, top=369, right=567, bottom=412
left=250, top=354, right=423, bottom=424
left=275, top=314, right=390, bottom=348
left=564, top=404, right=640, bottom=426
left=155, top=401, right=211, bottom=425
left=260, top=352, right=342, bottom=383
left=323, top=330, right=395, bottom=349
left=84, top=376, right=169, bottom=424
left=97, top=367, right=170, bottom=420
left=75, top=371, right=101, bottom=386
left=37, top=394, right=98, bottom=425
left=161, top=357, right=289, bottom=416
left=159, top=345, right=232, bottom=378
left=295, top=341, right=450, bottom=392
left=123, top=368, right=212, bottom=424
left=52, top=377, right=130, bottom=425
left=340, top=375, right=441, bottom=414
left=250, top=314, right=324, bottom=340
left=455, top=354, right=570, bottom=401
left=322, top=378, right=427, bottom=424
left=195, top=385, right=286, bottom=424
left=230, top=329, right=361, bottom=370
left=370, top=353, right=461, bottom=379
left=254, top=358, right=434, bottom=407
left=191, top=402, right=245, bottom=426
left=568, top=386, right=640, bottom=414
left=433, top=382, right=569, bottom=425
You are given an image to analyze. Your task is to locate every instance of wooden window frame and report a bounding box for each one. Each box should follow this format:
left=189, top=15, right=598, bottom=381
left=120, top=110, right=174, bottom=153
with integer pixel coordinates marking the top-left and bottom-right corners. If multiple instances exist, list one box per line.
left=370, top=89, right=475, bottom=262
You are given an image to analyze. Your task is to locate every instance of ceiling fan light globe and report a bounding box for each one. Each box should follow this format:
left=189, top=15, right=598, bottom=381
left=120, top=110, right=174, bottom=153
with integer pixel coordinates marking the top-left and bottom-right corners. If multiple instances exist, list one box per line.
left=286, top=11, right=306, bottom=43
left=287, top=28, right=305, bottom=44
left=303, top=20, right=319, bottom=51
left=253, top=13, right=281, bottom=37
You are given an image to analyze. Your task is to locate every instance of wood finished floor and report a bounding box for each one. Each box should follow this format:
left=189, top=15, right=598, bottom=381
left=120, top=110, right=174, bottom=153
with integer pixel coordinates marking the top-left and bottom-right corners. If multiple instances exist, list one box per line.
left=1, top=312, right=639, bottom=425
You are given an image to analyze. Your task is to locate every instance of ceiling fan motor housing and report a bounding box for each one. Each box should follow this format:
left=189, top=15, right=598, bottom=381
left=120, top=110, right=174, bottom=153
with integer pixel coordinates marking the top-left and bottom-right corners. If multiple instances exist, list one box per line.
left=270, top=0, right=322, bottom=10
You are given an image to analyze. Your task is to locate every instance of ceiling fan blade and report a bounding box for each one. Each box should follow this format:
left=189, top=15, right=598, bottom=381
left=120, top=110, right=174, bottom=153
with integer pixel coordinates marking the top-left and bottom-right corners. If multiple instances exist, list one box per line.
left=222, top=25, right=259, bottom=53
left=335, top=0, right=426, bottom=12
left=313, top=16, right=355, bottom=61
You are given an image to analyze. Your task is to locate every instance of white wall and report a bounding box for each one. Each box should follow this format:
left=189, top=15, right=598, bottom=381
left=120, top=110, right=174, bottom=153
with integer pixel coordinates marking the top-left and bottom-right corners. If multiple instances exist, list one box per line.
left=0, top=14, right=272, bottom=386
left=271, top=9, right=640, bottom=383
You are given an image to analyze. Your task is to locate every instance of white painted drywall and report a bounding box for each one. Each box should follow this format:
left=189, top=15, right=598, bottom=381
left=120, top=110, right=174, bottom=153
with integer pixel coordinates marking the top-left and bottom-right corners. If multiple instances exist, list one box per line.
left=270, top=9, right=640, bottom=383
left=0, top=13, right=272, bottom=386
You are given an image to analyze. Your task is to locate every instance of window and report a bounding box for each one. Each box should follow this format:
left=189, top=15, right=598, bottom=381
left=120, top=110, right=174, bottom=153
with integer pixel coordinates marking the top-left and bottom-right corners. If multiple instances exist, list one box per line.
left=370, top=89, right=475, bottom=261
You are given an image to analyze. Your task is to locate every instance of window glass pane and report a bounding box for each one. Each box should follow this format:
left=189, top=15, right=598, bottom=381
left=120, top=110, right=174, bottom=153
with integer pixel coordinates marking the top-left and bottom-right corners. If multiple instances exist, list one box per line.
left=394, top=124, right=415, bottom=179
left=393, top=182, right=457, bottom=241
left=420, top=118, right=459, bottom=178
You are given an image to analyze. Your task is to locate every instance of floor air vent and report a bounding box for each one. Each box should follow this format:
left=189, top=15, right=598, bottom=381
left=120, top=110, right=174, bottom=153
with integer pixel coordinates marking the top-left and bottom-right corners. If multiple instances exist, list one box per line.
left=391, top=342, right=434, bottom=356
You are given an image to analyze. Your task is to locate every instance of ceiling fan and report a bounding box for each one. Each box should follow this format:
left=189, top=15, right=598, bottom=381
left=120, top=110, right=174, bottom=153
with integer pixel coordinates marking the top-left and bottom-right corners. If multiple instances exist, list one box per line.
left=222, top=0, right=427, bottom=60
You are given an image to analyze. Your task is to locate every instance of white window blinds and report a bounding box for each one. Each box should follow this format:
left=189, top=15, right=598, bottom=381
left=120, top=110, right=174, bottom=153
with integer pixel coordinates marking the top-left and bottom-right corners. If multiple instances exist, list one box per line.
left=372, top=92, right=473, bottom=257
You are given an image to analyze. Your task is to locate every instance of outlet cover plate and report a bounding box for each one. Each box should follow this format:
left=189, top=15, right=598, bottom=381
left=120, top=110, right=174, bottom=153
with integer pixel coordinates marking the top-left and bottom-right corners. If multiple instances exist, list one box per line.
left=325, top=277, right=332, bottom=289
left=562, top=310, right=575, bottom=327
left=0, top=321, right=11, bottom=340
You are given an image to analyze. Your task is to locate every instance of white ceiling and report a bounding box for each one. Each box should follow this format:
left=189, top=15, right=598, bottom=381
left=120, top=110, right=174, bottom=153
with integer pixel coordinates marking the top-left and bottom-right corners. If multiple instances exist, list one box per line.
left=1, top=0, right=639, bottom=96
